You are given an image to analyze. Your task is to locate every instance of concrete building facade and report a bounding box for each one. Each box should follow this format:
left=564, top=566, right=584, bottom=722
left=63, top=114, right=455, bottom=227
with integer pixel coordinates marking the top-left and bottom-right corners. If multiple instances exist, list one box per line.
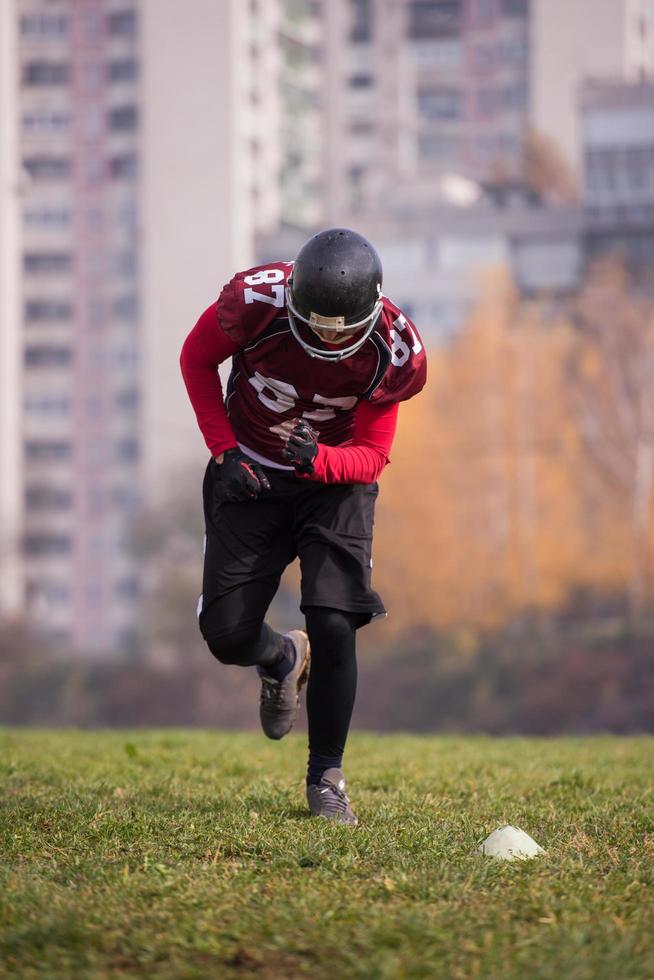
left=0, top=0, right=24, bottom=616
left=321, top=0, right=531, bottom=222
left=0, top=0, right=254, bottom=653
left=531, top=0, right=654, bottom=175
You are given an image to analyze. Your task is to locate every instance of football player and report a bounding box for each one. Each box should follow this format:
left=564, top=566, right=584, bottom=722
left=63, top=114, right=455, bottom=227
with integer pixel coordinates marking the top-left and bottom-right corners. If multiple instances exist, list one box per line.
left=180, top=228, right=426, bottom=825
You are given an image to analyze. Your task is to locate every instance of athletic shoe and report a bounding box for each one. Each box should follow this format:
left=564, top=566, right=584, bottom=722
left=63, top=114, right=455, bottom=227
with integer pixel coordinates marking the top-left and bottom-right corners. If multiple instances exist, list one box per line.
left=259, top=629, right=310, bottom=740
left=306, top=768, right=358, bottom=826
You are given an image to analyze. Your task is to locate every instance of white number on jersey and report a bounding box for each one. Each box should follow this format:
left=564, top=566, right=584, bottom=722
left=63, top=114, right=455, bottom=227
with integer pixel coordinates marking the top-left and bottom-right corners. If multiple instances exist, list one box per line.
left=248, top=373, right=357, bottom=428
left=243, top=268, right=285, bottom=308
left=303, top=392, right=358, bottom=422
left=249, top=372, right=298, bottom=413
left=390, top=312, right=423, bottom=367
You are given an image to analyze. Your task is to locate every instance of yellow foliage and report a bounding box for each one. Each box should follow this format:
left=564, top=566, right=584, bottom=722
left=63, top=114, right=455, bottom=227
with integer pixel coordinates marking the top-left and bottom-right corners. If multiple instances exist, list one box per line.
left=373, top=267, right=643, bottom=633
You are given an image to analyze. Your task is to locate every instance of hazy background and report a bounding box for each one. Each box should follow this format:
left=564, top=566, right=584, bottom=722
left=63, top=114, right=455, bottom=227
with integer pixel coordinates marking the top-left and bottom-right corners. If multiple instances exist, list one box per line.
left=1, top=0, right=653, bottom=731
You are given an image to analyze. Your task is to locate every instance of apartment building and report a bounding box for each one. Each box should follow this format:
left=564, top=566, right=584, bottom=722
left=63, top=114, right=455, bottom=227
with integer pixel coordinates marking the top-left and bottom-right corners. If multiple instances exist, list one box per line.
left=531, top=0, right=654, bottom=174
left=318, top=0, right=531, bottom=222
left=0, top=0, right=253, bottom=653
left=582, top=78, right=654, bottom=269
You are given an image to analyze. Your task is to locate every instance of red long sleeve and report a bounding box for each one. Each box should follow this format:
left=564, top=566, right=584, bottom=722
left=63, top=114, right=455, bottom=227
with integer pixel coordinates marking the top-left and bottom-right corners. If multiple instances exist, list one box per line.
left=307, top=399, right=399, bottom=484
left=179, top=303, right=240, bottom=457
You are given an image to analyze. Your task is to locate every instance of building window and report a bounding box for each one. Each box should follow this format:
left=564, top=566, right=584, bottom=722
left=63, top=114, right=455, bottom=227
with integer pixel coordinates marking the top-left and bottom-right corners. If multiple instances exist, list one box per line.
left=24, top=206, right=72, bottom=228
left=114, top=387, right=140, bottom=412
left=112, top=485, right=141, bottom=510
left=113, top=251, right=138, bottom=277
left=112, top=296, right=139, bottom=321
left=21, top=14, right=68, bottom=37
left=108, top=10, right=137, bottom=36
left=503, top=0, right=528, bottom=15
left=407, top=2, right=460, bottom=39
left=25, top=346, right=73, bottom=368
left=626, top=146, right=653, bottom=193
left=502, top=82, right=527, bottom=110
left=112, top=345, right=139, bottom=370
left=116, top=199, right=138, bottom=229
left=25, top=486, right=73, bottom=510
left=24, top=253, right=72, bottom=274
left=22, top=110, right=70, bottom=134
left=25, top=300, right=73, bottom=321
left=499, top=38, right=528, bottom=67
left=23, top=62, right=69, bottom=85
left=585, top=152, right=600, bottom=195
left=349, top=73, right=373, bottom=88
left=109, top=154, right=138, bottom=179
left=24, top=394, right=71, bottom=417
left=108, top=59, right=138, bottom=82
left=23, top=534, right=72, bottom=556
left=23, top=157, right=71, bottom=180
left=349, top=120, right=374, bottom=133
left=26, top=581, right=71, bottom=607
left=348, top=165, right=365, bottom=209
left=350, top=0, right=373, bottom=42
left=24, top=440, right=72, bottom=461
left=109, top=105, right=138, bottom=131
left=114, top=437, right=140, bottom=462
left=417, top=87, right=462, bottom=121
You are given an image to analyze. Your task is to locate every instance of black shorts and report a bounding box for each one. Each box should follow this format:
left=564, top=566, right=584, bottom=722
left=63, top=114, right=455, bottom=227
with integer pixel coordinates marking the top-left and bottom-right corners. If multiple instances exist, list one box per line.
left=199, top=458, right=386, bottom=630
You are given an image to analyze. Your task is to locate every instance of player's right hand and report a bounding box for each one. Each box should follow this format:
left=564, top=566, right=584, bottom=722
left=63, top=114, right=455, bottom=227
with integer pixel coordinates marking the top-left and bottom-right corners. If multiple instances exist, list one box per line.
left=214, top=448, right=272, bottom=502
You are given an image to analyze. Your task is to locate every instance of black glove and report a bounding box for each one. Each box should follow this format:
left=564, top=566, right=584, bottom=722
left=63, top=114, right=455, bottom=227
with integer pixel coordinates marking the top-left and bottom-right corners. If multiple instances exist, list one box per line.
left=214, top=448, right=271, bottom=502
left=282, top=420, right=319, bottom=475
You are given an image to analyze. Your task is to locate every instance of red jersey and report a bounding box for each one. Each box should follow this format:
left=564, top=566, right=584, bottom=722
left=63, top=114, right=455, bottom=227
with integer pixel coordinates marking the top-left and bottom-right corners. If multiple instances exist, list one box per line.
left=215, top=262, right=426, bottom=468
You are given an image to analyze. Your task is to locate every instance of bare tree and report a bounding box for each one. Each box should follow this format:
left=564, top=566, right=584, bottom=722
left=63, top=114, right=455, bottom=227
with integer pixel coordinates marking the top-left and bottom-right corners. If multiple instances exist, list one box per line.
left=566, top=259, right=654, bottom=621
left=521, top=127, right=578, bottom=203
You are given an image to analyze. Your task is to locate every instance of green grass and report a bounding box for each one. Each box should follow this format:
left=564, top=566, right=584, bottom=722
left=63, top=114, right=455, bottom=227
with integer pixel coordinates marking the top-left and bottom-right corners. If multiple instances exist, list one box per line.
left=1, top=731, right=653, bottom=979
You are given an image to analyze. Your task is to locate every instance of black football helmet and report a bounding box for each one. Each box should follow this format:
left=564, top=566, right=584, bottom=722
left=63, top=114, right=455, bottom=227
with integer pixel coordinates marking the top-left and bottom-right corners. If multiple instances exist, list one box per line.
left=286, top=228, right=383, bottom=361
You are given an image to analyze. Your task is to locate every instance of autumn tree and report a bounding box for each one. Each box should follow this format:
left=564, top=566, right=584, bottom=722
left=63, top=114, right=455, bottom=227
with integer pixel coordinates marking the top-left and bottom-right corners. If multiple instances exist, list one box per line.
left=373, top=266, right=633, bottom=635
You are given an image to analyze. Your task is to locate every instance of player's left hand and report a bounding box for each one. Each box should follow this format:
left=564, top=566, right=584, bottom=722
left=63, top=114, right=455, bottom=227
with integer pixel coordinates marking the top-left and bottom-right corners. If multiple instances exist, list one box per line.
left=282, top=419, right=319, bottom=475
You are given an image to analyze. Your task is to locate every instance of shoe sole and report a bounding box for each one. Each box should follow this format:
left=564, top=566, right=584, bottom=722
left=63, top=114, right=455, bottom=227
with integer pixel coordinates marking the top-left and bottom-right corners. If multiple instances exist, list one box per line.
left=285, top=629, right=311, bottom=692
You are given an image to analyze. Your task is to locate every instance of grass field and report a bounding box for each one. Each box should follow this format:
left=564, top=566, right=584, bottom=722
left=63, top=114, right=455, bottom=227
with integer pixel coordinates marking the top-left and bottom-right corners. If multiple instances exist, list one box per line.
left=1, top=731, right=653, bottom=979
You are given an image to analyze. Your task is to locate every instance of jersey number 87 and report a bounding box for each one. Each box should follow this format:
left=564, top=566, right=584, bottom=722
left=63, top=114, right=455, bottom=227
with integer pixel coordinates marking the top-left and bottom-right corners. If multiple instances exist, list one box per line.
left=243, top=268, right=285, bottom=308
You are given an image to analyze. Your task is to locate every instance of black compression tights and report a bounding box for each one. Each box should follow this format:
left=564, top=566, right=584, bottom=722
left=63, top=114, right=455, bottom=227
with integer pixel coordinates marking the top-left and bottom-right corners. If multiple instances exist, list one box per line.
left=305, top=607, right=363, bottom=772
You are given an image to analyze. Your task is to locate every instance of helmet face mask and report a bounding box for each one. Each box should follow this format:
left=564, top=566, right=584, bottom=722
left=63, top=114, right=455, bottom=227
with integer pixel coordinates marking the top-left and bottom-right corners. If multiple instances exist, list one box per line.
left=286, top=228, right=383, bottom=362
left=286, top=284, right=382, bottom=361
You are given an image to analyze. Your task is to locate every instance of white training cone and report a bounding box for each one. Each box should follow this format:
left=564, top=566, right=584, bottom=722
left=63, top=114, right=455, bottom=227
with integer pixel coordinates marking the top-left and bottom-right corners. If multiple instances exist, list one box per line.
left=479, top=825, right=544, bottom=861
